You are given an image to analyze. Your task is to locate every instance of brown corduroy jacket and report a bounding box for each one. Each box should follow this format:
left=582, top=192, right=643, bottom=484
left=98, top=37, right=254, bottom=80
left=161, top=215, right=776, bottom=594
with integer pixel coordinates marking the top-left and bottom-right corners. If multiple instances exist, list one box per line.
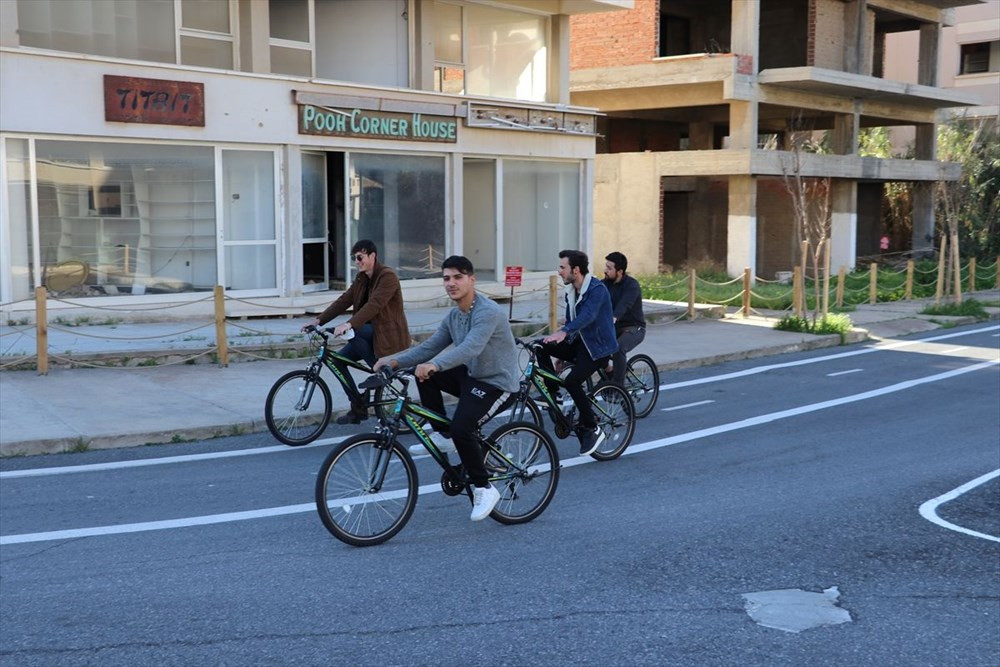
left=317, top=262, right=411, bottom=357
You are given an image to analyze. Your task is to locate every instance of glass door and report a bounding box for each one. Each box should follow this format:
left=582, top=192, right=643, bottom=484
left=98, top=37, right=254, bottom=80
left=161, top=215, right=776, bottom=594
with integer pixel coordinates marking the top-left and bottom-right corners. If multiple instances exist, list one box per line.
left=301, top=152, right=328, bottom=292
left=462, top=158, right=497, bottom=281
left=221, top=149, right=278, bottom=291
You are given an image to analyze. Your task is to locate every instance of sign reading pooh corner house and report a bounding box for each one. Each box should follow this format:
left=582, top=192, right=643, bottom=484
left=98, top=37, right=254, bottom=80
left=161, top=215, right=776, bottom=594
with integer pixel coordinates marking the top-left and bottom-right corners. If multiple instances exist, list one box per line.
left=299, top=104, right=457, bottom=143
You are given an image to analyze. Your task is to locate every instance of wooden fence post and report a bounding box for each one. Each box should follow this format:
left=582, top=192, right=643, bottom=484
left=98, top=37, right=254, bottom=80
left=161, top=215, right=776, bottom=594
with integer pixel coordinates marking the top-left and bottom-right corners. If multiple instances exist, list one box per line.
left=836, top=266, right=846, bottom=308
left=951, top=234, right=962, bottom=304
left=687, top=268, right=696, bottom=321
left=742, top=267, right=751, bottom=318
left=35, top=286, right=48, bottom=375
left=793, top=266, right=803, bottom=317
left=822, top=240, right=831, bottom=317
left=548, top=274, right=558, bottom=334
left=214, top=285, right=229, bottom=367
left=869, top=262, right=877, bottom=305
left=968, top=257, right=976, bottom=293
left=935, top=235, right=948, bottom=305
left=905, top=260, right=914, bottom=300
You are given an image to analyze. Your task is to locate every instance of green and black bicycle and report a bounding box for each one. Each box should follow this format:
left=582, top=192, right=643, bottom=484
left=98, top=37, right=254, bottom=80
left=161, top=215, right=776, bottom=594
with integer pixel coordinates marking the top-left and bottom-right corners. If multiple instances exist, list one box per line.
left=314, top=366, right=560, bottom=547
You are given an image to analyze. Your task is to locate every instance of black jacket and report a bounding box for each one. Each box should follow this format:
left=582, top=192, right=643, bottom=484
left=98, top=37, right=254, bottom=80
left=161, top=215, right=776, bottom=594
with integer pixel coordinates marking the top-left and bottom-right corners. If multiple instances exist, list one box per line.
left=602, top=273, right=645, bottom=331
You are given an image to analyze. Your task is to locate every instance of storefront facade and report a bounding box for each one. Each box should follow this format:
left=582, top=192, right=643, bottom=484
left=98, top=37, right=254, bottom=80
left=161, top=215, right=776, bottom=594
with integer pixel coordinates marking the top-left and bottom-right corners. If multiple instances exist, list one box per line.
left=0, top=0, right=625, bottom=309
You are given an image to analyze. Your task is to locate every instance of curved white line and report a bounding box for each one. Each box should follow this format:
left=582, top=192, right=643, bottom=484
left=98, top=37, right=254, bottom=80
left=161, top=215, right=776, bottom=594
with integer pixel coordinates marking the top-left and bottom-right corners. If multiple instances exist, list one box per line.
left=3, top=359, right=996, bottom=546
left=918, top=469, right=1000, bottom=543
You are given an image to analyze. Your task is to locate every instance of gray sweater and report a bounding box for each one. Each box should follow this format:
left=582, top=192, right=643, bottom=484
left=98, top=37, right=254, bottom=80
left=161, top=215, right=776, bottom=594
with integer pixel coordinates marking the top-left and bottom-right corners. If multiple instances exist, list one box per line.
left=390, top=293, right=521, bottom=393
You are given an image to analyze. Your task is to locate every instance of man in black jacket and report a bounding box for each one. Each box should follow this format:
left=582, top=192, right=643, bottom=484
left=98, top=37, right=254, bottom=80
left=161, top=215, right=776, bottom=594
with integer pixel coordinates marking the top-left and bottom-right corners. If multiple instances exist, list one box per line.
left=602, top=251, right=646, bottom=386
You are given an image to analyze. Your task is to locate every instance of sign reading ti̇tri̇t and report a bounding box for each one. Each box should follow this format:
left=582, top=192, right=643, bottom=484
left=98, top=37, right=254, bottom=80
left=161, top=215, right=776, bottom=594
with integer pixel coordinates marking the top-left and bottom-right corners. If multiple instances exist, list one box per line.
left=298, top=104, right=457, bottom=143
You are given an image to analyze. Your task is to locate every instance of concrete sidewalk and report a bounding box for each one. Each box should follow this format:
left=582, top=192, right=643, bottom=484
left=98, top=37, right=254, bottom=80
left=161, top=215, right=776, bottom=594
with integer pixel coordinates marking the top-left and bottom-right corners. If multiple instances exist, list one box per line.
left=1, top=291, right=996, bottom=456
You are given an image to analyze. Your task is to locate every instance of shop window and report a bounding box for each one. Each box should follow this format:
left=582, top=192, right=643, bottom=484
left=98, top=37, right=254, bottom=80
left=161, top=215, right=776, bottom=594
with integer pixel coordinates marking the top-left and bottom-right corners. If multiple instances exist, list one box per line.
left=15, top=0, right=236, bottom=70
left=502, top=161, right=580, bottom=272
left=348, top=154, right=445, bottom=281
left=3, top=139, right=33, bottom=303
left=269, top=0, right=313, bottom=76
left=30, top=141, right=217, bottom=296
left=433, top=1, right=547, bottom=102
left=960, top=41, right=998, bottom=75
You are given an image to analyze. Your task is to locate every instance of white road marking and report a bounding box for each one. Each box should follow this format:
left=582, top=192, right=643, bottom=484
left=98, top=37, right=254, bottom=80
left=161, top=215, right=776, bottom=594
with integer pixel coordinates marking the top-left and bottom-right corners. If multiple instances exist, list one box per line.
left=5, top=326, right=997, bottom=481
left=662, top=400, right=715, bottom=411
left=3, top=358, right=995, bottom=546
left=939, top=346, right=968, bottom=355
left=826, top=369, right=863, bottom=377
left=0, top=436, right=347, bottom=480
left=661, top=324, right=999, bottom=391
left=918, top=469, right=1000, bottom=543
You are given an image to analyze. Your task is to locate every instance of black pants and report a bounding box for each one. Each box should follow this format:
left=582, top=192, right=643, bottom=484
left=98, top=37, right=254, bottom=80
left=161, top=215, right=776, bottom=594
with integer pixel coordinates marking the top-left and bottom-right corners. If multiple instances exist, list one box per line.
left=331, top=323, right=376, bottom=413
left=611, top=326, right=645, bottom=385
left=536, top=337, right=606, bottom=431
left=416, top=365, right=510, bottom=487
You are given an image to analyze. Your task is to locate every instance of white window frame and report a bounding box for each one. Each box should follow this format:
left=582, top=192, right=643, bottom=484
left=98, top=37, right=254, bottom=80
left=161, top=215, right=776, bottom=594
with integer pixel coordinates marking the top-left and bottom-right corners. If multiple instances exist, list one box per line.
left=176, top=0, right=240, bottom=70
left=268, top=0, right=316, bottom=77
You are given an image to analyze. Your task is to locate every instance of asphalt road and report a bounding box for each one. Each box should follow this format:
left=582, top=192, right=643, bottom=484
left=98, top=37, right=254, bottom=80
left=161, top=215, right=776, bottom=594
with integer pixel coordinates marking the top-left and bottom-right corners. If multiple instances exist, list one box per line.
left=2, top=324, right=998, bottom=667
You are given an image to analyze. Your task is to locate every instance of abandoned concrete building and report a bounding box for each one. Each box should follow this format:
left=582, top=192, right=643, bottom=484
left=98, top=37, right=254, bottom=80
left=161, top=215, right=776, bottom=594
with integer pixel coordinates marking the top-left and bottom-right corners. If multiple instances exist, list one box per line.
left=570, top=0, right=986, bottom=280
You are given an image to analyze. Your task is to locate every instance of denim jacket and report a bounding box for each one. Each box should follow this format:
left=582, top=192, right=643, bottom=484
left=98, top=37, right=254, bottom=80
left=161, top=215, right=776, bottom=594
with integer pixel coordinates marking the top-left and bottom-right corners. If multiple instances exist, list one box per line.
left=562, top=276, right=618, bottom=361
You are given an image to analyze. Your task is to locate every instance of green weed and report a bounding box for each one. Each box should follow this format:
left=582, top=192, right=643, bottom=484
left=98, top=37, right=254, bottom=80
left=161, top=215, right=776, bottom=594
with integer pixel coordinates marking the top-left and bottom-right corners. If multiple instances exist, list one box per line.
left=921, top=298, right=989, bottom=318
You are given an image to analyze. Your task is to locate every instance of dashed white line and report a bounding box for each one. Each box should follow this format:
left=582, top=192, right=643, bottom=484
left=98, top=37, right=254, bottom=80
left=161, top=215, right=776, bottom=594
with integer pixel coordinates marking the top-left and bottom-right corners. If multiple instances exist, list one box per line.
left=3, top=358, right=995, bottom=546
left=662, top=400, right=715, bottom=411
left=939, top=346, right=969, bottom=355
left=918, top=469, right=1000, bottom=543
left=827, top=369, right=863, bottom=377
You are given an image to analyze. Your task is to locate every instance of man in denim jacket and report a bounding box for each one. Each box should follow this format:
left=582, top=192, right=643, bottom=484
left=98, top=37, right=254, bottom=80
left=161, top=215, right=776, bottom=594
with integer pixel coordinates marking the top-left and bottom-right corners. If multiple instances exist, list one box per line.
left=538, top=249, right=618, bottom=456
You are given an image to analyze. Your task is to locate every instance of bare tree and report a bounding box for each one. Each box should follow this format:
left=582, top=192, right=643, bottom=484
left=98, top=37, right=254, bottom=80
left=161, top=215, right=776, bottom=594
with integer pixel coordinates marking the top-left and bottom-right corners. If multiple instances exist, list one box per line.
left=780, top=123, right=832, bottom=325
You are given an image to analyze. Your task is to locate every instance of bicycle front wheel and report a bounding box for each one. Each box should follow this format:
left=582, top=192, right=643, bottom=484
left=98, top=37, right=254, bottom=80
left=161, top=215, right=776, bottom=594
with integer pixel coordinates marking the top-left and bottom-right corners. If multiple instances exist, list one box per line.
left=265, top=369, right=332, bottom=446
left=626, top=354, right=660, bottom=418
left=315, top=435, right=418, bottom=547
left=589, top=382, right=635, bottom=461
left=485, top=421, right=560, bottom=525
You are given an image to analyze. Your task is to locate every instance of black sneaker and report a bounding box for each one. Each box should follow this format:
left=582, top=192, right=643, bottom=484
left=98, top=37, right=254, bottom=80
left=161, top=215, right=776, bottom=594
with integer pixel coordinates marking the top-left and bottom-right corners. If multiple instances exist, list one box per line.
left=577, top=427, right=604, bottom=456
left=335, top=409, right=367, bottom=425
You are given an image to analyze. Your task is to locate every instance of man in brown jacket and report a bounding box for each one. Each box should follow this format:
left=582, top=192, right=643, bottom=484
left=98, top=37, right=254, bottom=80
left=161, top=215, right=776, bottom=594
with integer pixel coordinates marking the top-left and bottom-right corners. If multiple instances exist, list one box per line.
left=306, top=240, right=411, bottom=423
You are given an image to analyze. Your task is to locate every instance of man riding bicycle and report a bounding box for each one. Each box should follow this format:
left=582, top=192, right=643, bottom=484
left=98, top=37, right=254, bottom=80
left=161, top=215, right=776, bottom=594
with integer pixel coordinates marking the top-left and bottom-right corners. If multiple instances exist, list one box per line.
left=305, top=240, right=410, bottom=424
left=537, top=249, right=618, bottom=457
left=602, top=251, right=646, bottom=386
left=373, top=256, right=520, bottom=522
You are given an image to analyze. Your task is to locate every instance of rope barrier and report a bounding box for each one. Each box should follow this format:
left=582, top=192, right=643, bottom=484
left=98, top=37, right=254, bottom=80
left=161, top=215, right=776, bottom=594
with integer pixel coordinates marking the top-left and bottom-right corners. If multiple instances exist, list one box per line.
left=47, top=322, right=213, bottom=340
left=695, top=275, right=744, bottom=287
left=47, top=294, right=215, bottom=311
left=0, top=355, right=35, bottom=369
left=0, top=325, right=34, bottom=338
left=229, top=348, right=314, bottom=362
left=46, top=349, right=216, bottom=369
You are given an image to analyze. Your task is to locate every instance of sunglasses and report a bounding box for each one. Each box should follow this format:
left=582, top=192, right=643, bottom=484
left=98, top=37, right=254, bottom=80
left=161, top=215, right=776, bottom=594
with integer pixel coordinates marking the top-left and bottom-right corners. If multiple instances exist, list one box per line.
left=353, top=253, right=367, bottom=262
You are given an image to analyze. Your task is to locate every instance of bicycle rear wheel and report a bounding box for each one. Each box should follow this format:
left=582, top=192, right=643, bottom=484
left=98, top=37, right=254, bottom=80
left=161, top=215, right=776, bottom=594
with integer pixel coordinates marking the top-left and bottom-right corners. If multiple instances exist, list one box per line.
left=588, top=382, right=635, bottom=462
left=315, top=435, right=417, bottom=547
left=265, top=369, right=332, bottom=446
left=626, top=354, right=660, bottom=418
left=484, top=421, right=560, bottom=524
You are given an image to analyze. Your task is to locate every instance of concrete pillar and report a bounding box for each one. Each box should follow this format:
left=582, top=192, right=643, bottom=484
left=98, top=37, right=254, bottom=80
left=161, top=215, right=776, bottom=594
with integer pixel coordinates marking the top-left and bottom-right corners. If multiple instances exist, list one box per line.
left=918, top=23, right=940, bottom=86
left=912, top=183, right=936, bottom=256
left=0, top=1, right=18, bottom=47
left=411, top=0, right=435, bottom=91
left=731, top=0, right=760, bottom=72
left=729, top=101, right=758, bottom=151
left=843, top=0, right=864, bottom=74
left=689, top=122, right=714, bottom=150
left=830, top=180, right=857, bottom=272
left=727, top=176, right=757, bottom=279
left=548, top=15, right=570, bottom=105
left=831, top=112, right=859, bottom=155
left=914, top=123, right=936, bottom=161
left=239, top=0, right=271, bottom=73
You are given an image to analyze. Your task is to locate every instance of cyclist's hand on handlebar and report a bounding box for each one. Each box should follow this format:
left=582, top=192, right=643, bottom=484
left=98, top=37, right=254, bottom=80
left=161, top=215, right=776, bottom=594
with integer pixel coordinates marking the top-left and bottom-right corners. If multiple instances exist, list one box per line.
left=332, top=322, right=352, bottom=337
left=542, top=329, right=567, bottom=345
left=301, top=318, right=321, bottom=333
left=414, top=362, right=438, bottom=382
left=372, top=357, right=397, bottom=373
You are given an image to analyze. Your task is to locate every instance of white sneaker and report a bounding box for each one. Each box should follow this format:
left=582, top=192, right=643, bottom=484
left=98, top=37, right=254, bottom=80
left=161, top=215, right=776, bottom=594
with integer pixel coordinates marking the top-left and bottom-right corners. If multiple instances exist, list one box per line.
left=409, top=431, right=457, bottom=455
left=470, top=484, right=501, bottom=521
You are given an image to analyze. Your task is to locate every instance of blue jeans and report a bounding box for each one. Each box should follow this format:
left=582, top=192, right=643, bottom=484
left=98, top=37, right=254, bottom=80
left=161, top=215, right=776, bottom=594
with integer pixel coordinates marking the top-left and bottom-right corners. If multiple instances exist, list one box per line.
left=331, top=323, right=375, bottom=411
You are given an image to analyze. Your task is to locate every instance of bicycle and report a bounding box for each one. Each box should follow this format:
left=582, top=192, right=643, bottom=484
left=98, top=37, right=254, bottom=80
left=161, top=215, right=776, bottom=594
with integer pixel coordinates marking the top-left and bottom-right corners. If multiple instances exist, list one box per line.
left=314, top=367, right=560, bottom=546
left=595, top=353, right=660, bottom=418
left=264, top=325, right=417, bottom=446
left=494, top=339, right=635, bottom=461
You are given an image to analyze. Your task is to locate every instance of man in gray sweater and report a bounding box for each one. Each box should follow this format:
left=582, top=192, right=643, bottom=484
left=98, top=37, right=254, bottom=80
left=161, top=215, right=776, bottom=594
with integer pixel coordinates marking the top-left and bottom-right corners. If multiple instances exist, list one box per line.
left=373, top=255, right=520, bottom=522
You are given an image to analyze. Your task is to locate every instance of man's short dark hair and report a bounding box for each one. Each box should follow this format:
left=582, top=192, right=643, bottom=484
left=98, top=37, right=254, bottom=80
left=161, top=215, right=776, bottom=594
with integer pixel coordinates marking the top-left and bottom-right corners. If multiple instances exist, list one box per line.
left=352, top=240, right=377, bottom=257
left=559, top=249, right=589, bottom=275
left=441, top=255, right=475, bottom=275
left=605, top=251, right=628, bottom=273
